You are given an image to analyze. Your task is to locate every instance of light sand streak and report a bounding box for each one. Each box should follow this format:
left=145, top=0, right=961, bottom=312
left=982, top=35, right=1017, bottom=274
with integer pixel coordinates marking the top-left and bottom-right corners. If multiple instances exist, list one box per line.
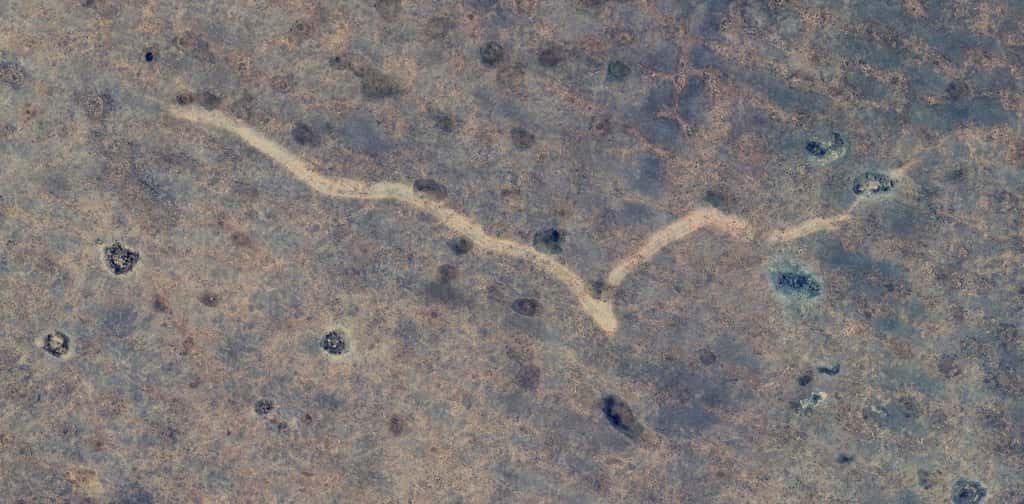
left=166, top=104, right=920, bottom=334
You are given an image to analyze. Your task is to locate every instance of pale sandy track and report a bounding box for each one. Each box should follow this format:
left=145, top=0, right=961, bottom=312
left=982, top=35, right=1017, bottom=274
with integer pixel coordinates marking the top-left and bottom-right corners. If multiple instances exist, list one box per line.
left=165, top=106, right=620, bottom=332
left=165, top=104, right=919, bottom=335
left=604, top=207, right=755, bottom=288
left=765, top=214, right=854, bottom=244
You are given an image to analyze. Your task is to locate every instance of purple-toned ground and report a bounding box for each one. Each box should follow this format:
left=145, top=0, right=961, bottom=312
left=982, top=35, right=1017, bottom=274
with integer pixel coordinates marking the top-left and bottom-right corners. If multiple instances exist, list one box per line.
left=1, top=1, right=1022, bottom=502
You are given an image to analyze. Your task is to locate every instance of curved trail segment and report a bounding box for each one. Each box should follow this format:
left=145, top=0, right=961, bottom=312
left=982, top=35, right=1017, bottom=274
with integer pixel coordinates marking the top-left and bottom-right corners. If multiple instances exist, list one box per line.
left=166, top=104, right=920, bottom=334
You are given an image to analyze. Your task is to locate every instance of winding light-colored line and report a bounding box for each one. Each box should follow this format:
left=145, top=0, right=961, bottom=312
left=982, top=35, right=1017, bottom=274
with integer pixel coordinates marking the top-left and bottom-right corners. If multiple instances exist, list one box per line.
left=165, top=104, right=921, bottom=335
left=166, top=106, right=371, bottom=198
left=766, top=153, right=926, bottom=243
left=765, top=214, right=853, bottom=244
left=604, top=208, right=754, bottom=288
left=165, top=105, right=619, bottom=333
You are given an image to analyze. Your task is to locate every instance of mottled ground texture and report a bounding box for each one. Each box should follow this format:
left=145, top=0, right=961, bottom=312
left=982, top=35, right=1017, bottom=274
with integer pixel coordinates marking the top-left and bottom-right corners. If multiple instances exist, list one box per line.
left=2, top=1, right=1024, bottom=503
